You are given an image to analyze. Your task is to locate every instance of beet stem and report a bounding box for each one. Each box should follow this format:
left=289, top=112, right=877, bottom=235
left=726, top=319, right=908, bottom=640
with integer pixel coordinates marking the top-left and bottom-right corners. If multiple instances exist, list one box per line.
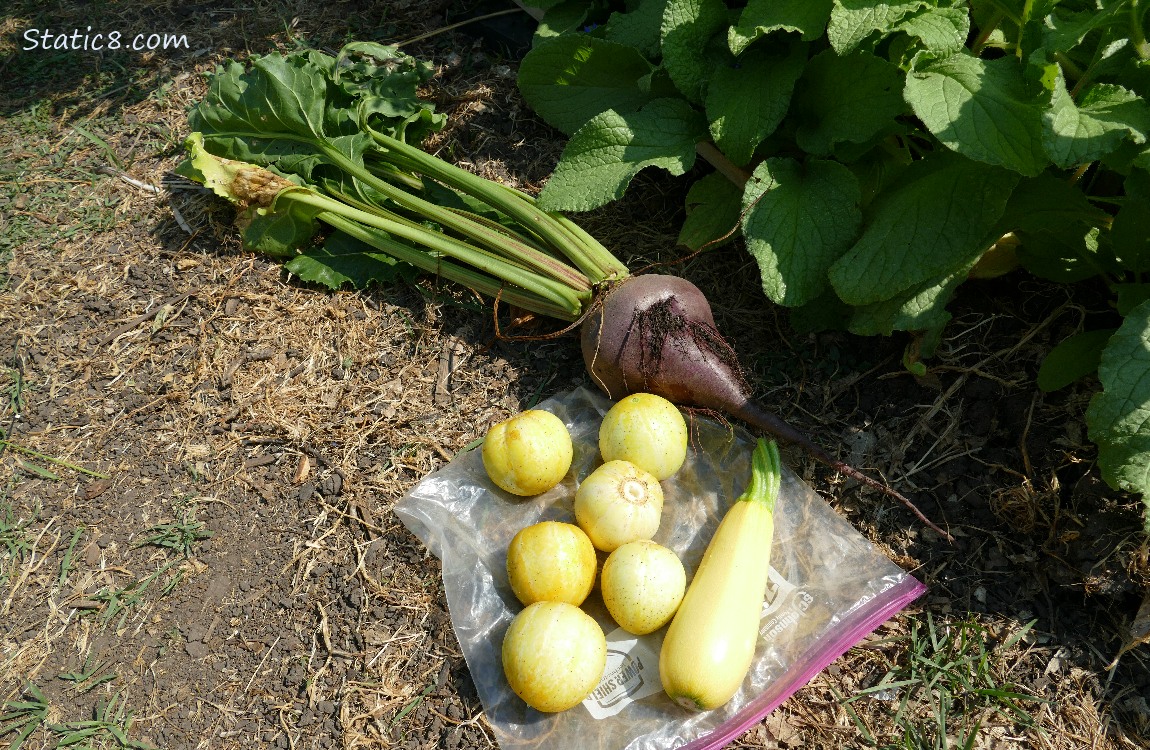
left=731, top=399, right=954, bottom=544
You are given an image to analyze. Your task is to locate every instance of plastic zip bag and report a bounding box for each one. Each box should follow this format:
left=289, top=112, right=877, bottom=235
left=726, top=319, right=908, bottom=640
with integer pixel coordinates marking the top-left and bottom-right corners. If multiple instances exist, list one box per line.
left=395, top=387, right=925, bottom=749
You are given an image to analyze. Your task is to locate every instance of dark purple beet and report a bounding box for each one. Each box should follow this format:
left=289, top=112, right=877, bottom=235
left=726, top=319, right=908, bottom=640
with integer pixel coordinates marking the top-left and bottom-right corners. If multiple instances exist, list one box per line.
left=581, top=274, right=951, bottom=541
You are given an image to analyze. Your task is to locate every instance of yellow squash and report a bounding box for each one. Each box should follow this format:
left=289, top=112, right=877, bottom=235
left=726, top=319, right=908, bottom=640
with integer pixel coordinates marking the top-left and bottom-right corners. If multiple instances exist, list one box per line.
left=659, top=439, right=781, bottom=711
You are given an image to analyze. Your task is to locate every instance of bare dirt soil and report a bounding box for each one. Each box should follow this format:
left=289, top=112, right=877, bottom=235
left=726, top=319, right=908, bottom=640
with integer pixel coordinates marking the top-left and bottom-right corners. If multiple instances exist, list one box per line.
left=2, top=2, right=1149, bottom=749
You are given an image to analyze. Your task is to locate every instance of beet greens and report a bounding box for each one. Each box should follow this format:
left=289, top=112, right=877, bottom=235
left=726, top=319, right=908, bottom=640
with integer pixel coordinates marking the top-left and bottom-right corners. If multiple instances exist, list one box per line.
left=181, top=42, right=949, bottom=540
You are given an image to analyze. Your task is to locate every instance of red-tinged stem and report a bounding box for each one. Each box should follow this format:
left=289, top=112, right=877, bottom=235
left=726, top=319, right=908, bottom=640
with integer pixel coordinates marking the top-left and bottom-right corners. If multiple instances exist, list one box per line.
left=728, top=399, right=955, bottom=543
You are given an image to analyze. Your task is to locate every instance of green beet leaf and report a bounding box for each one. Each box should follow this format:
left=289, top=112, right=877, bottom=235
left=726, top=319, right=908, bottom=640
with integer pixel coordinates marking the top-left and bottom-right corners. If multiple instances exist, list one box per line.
left=517, top=34, right=654, bottom=135
left=1087, top=300, right=1150, bottom=528
left=728, top=0, right=834, bottom=53
left=829, top=153, right=1018, bottom=305
left=1038, top=329, right=1115, bottom=392
left=660, top=0, right=729, bottom=104
left=827, top=0, right=928, bottom=54
left=536, top=98, right=707, bottom=211
left=187, top=47, right=441, bottom=180
left=706, top=42, right=806, bottom=166
left=742, top=158, right=862, bottom=307
left=1043, top=77, right=1150, bottom=169
left=330, top=42, right=444, bottom=143
left=286, top=230, right=417, bottom=289
left=678, top=172, right=743, bottom=251
left=190, top=56, right=330, bottom=145
left=240, top=194, right=324, bottom=258
left=791, top=49, right=906, bottom=156
left=904, top=51, right=1049, bottom=176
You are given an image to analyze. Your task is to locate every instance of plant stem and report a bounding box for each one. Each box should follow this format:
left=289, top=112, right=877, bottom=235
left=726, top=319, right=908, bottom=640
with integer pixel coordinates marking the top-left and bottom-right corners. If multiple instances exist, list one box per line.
left=321, top=213, right=578, bottom=319
left=0, top=440, right=110, bottom=478
left=283, top=190, right=588, bottom=317
left=971, top=10, right=1004, bottom=56
left=316, top=142, right=594, bottom=292
left=1132, top=0, right=1150, bottom=60
left=736, top=440, right=781, bottom=512
left=695, top=141, right=751, bottom=189
left=367, top=129, right=629, bottom=282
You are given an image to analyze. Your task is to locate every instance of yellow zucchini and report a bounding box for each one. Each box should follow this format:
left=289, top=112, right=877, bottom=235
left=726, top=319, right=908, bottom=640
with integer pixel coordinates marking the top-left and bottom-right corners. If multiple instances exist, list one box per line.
left=659, top=439, right=781, bottom=711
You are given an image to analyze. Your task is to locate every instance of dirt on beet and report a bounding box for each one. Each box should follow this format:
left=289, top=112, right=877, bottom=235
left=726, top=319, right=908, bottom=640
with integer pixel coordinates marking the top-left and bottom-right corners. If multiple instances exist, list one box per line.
left=1, top=2, right=1149, bottom=749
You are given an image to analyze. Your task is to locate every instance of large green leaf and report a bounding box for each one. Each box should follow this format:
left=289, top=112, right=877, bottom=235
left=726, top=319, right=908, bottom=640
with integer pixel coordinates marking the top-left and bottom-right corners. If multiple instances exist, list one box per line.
left=791, top=49, right=907, bottom=156
left=536, top=98, right=707, bottom=211
left=728, top=0, right=834, bottom=53
left=827, top=0, right=927, bottom=54
left=904, top=51, right=1049, bottom=176
left=895, top=5, right=970, bottom=54
left=517, top=34, right=654, bottom=135
left=1087, top=299, right=1150, bottom=527
left=285, top=230, right=417, bottom=289
left=678, top=172, right=743, bottom=251
left=847, top=262, right=972, bottom=337
left=1112, top=169, right=1150, bottom=273
left=828, top=154, right=1019, bottom=305
left=1044, top=77, right=1150, bottom=168
left=1038, top=328, right=1114, bottom=392
left=240, top=194, right=324, bottom=258
left=187, top=47, right=442, bottom=178
left=660, top=0, right=729, bottom=103
left=706, top=42, right=806, bottom=166
left=605, top=0, right=669, bottom=57
left=190, top=56, right=330, bottom=144
left=997, top=174, right=1113, bottom=282
left=742, top=158, right=862, bottom=307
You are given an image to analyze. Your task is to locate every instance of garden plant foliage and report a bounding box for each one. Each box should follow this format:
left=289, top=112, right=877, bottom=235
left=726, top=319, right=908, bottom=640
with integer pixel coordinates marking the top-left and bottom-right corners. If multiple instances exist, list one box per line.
left=515, top=0, right=1150, bottom=524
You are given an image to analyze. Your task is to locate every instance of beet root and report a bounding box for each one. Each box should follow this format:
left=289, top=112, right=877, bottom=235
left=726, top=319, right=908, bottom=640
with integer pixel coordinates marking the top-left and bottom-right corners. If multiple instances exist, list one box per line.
left=581, top=273, right=952, bottom=542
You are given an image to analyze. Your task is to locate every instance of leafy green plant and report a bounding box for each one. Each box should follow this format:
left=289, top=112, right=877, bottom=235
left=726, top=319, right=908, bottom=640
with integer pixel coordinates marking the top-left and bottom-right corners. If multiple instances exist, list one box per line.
left=48, top=692, right=155, bottom=750
left=85, top=558, right=185, bottom=630
left=133, top=506, right=212, bottom=559
left=177, top=42, right=627, bottom=320
left=514, top=0, right=1150, bottom=525
left=58, top=656, right=118, bottom=694
left=840, top=614, right=1042, bottom=748
left=0, top=500, right=35, bottom=587
left=0, top=683, right=50, bottom=750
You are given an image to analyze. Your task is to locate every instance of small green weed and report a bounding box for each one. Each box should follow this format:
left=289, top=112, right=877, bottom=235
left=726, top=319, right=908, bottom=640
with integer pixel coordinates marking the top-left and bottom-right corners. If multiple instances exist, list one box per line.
left=58, top=655, right=118, bottom=694
left=0, top=500, right=36, bottom=587
left=87, top=558, right=184, bottom=630
left=85, top=504, right=211, bottom=628
left=0, top=683, right=50, bottom=750
left=57, top=525, right=86, bottom=587
left=841, top=614, right=1043, bottom=749
left=133, top=505, right=213, bottom=559
left=47, top=692, right=155, bottom=750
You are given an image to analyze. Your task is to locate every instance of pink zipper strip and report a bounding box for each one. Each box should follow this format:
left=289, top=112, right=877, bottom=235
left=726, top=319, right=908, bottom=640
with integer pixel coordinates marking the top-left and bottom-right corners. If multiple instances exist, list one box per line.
left=680, top=575, right=927, bottom=750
